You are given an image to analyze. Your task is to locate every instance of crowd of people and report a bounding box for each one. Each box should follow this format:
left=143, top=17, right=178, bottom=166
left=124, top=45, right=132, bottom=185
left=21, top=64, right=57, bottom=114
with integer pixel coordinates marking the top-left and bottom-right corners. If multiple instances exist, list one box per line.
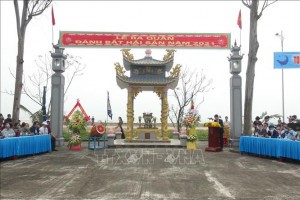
left=0, top=113, right=57, bottom=151
left=252, top=115, right=299, bottom=140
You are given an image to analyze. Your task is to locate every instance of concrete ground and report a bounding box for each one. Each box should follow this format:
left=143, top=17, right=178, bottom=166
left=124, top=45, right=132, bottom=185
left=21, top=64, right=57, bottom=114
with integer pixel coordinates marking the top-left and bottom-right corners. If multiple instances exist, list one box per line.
left=1, top=141, right=300, bottom=200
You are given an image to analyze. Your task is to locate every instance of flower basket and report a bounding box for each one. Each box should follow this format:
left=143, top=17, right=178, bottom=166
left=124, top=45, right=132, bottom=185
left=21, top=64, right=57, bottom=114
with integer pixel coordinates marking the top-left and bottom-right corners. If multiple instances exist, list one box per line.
left=183, top=114, right=200, bottom=129
left=68, top=134, right=82, bottom=150
left=69, top=144, right=82, bottom=151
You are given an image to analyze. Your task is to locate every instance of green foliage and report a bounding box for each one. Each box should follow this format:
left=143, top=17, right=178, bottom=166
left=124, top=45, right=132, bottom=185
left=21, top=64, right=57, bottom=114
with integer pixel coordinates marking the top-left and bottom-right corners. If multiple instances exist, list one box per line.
left=63, top=130, right=90, bottom=141
left=168, top=130, right=173, bottom=139
left=168, top=129, right=208, bottom=141
left=31, top=110, right=43, bottom=123
left=67, top=110, right=87, bottom=133
left=80, top=130, right=90, bottom=141
left=196, top=129, right=208, bottom=141
left=63, top=131, right=72, bottom=141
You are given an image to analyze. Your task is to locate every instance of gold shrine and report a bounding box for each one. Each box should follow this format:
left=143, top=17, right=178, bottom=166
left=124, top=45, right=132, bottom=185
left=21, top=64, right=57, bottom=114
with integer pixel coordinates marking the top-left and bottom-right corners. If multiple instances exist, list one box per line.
left=114, top=49, right=180, bottom=141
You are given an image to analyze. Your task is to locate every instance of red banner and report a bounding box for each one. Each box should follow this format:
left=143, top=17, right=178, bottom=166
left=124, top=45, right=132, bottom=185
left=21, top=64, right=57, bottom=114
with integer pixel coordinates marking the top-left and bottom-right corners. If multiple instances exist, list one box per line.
left=59, top=31, right=230, bottom=49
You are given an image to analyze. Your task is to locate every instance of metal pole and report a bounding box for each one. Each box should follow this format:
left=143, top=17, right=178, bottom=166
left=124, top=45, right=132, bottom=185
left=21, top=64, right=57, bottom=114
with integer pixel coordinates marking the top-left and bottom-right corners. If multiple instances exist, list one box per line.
left=0, top=52, right=1, bottom=113
left=281, top=30, right=285, bottom=123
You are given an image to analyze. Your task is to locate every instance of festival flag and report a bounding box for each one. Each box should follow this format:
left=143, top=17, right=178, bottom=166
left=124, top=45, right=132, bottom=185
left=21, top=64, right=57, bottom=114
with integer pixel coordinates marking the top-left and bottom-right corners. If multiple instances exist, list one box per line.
left=107, top=91, right=113, bottom=120
left=237, top=9, right=242, bottom=29
left=191, top=99, right=195, bottom=110
left=51, top=6, right=55, bottom=26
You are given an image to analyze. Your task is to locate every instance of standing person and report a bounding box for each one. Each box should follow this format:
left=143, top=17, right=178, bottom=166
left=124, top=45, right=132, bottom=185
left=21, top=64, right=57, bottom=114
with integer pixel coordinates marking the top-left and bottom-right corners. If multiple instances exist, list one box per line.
left=223, top=116, right=230, bottom=147
left=262, top=116, right=271, bottom=126
left=117, top=117, right=125, bottom=139
left=214, top=114, right=224, bottom=151
left=0, top=113, right=4, bottom=127
left=277, top=118, right=282, bottom=125
left=4, top=114, right=12, bottom=127
left=91, top=116, right=95, bottom=125
left=253, top=116, right=262, bottom=134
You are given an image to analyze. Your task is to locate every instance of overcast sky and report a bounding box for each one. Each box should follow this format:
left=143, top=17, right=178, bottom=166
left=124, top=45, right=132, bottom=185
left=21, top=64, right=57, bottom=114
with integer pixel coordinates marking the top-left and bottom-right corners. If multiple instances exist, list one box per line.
left=1, top=1, right=300, bottom=123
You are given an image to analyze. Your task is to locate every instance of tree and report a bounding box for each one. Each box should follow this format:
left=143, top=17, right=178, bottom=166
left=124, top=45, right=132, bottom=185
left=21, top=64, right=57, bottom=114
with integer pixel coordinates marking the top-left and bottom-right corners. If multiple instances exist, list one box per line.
left=23, top=54, right=85, bottom=114
left=242, top=0, right=277, bottom=135
left=169, top=67, right=212, bottom=132
left=8, top=54, right=85, bottom=123
left=19, top=105, right=43, bottom=123
left=12, top=0, right=52, bottom=125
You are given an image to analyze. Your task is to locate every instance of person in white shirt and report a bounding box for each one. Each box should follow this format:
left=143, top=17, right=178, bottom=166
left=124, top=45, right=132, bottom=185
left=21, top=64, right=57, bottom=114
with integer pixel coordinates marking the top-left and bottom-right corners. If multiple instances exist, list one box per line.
left=39, top=121, right=49, bottom=135
left=1, top=123, right=16, bottom=138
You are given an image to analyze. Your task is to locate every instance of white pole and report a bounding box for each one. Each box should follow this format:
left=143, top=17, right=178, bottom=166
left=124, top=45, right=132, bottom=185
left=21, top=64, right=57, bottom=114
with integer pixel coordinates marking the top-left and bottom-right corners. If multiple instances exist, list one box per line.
left=240, top=28, right=242, bottom=52
left=0, top=55, right=1, bottom=113
left=281, top=30, right=285, bottom=123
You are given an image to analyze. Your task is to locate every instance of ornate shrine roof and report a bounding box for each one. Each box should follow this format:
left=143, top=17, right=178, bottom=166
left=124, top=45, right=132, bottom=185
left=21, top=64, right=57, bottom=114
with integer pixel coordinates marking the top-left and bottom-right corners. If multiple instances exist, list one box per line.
left=115, top=49, right=181, bottom=90
left=122, top=49, right=174, bottom=71
left=116, top=74, right=179, bottom=89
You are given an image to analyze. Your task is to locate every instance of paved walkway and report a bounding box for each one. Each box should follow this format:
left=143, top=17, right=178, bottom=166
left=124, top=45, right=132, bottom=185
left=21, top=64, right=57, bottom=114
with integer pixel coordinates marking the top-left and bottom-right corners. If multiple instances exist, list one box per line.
left=1, top=142, right=300, bottom=199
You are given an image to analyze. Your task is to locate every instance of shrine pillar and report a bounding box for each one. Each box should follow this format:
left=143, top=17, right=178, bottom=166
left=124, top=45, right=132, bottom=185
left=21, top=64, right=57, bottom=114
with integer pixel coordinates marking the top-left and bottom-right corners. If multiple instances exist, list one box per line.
left=126, top=87, right=139, bottom=140
left=161, top=90, right=169, bottom=141
left=125, top=89, right=134, bottom=140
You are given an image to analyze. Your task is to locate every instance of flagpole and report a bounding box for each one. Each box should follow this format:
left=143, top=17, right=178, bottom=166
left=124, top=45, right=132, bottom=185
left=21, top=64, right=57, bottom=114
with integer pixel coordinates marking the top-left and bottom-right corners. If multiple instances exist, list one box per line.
left=52, top=25, right=54, bottom=45
left=106, top=91, right=109, bottom=131
left=240, top=28, right=242, bottom=52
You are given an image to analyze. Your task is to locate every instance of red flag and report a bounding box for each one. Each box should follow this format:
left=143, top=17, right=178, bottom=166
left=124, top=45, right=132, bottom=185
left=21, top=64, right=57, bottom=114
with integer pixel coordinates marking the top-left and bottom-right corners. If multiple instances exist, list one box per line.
left=237, top=9, right=242, bottom=29
left=191, top=99, right=195, bottom=110
left=51, top=6, right=55, bottom=26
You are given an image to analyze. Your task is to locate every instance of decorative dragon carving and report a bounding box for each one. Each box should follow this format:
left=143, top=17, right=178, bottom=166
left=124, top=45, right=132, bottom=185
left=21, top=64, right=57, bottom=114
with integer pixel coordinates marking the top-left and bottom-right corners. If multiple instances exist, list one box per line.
left=121, top=49, right=134, bottom=60
left=169, top=64, right=181, bottom=78
left=163, top=49, right=176, bottom=61
left=114, top=62, right=126, bottom=77
left=153, top=87, right=164, bottom=99
left=131, top=87, right=141, bottom=99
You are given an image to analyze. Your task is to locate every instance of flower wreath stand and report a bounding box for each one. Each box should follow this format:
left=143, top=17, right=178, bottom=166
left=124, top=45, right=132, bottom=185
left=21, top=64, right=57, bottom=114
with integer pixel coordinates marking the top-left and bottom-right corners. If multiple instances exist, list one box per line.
left=186, top=127, right=197, bottom=150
